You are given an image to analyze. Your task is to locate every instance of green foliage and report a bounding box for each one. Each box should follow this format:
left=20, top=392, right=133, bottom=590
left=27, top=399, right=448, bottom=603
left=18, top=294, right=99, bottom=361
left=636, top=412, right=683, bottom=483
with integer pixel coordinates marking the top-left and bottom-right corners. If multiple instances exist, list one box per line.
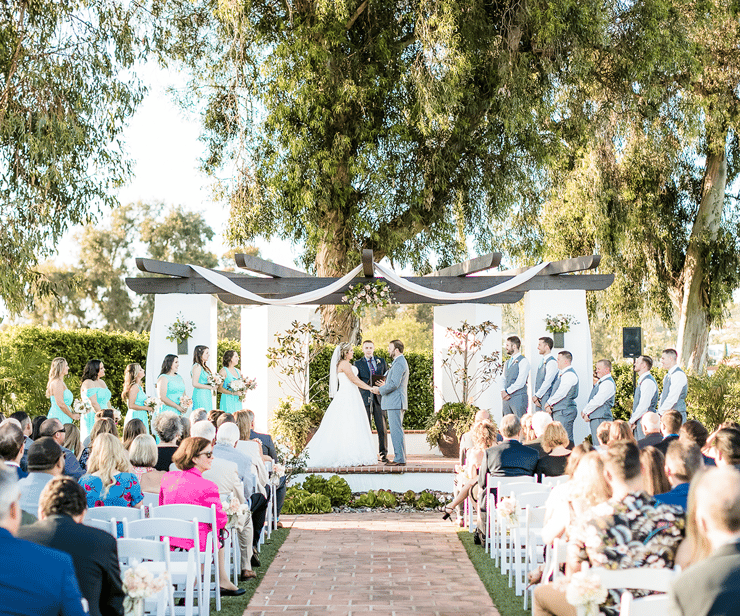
left=353, top=490, right=379, bottom=508
left=425, top=402, right=479, bottom=448
left=302, top=475, right=328, bottom=495
left=403, top=490, right=417, bottom=506
left=0, top=326, right=149, bottom=416
left=281, top=486, right=332, bottom=514
left=375, top=489, right=397, bottom=508
left=361, top=308, right=433, bottom=354
left=270, top=399, right=325, bottom=454
left=416, top=490, right=440, bottom=509
left=610, top=363, right=667, bottom=423
left=299, top=474, right=352, bottom=507
left=309, top=345, right=433, bottom=429
left=686, top=366, right=740, bottom=431
left=0, top=346, right=53, bottom=417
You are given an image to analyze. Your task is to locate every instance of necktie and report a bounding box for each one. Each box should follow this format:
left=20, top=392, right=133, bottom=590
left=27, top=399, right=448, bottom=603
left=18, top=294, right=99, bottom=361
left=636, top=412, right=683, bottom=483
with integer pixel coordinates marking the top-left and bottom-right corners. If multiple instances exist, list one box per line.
left=368, top=358, right=375, bottom=374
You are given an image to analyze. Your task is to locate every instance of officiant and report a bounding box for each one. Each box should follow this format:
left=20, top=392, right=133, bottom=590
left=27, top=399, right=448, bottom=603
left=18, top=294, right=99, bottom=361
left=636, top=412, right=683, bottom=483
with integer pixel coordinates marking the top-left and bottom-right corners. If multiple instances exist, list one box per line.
left=356, top=340, right=389, bottom=463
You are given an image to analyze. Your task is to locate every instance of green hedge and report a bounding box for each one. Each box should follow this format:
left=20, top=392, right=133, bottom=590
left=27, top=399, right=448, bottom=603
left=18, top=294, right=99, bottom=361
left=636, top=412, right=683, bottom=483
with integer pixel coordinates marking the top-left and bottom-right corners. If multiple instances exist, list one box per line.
left=0, top=326, right=149, bottom=417
left=308, top=345, right=434, bottom=429
left=604, top=362, right=667, bottom=423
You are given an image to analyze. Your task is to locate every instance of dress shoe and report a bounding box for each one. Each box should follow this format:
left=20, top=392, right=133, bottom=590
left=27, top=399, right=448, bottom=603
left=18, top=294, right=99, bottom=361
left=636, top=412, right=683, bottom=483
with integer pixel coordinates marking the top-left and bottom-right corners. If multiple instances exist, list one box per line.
left=473, top=530, right=483, bottom=545
left=251, top=554, right=261, bottom=568
left=239, top=570, right=257, bottom=581
left=379, top=456, right=390, bottom=463
left=277, top=521, right=284, bottom=529
left=220, top=587, right=246, bottom=597
left=385, top=460, right=405, bottom=466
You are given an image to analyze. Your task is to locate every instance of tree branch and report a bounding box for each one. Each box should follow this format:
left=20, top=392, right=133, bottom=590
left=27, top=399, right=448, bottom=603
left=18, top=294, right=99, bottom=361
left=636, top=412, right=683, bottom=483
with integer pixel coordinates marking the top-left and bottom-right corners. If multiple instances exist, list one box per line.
left=345, top=0, right=367, bottom=30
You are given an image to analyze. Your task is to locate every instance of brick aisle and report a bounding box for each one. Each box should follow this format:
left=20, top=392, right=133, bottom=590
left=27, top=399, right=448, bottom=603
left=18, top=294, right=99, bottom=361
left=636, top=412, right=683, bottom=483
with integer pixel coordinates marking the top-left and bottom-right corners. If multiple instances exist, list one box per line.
left=245, top=512, right=500, bottom=616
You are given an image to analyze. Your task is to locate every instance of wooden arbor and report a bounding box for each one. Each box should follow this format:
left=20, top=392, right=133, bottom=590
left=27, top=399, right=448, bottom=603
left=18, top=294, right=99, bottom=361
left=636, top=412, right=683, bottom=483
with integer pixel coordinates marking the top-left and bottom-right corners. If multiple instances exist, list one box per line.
left=126, top=251, right=613, bottom=303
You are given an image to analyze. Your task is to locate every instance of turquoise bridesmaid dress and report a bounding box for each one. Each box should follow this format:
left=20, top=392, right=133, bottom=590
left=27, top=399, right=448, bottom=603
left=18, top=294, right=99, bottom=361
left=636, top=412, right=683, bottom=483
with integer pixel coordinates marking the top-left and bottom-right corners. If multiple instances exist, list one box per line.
left=220, top=367, right=242, bottom=413
left=123, top=387, right=150, bottom=434
left=82, top=385, right=112, bottom=442
left=161, top=373, right=186, bottom=414
left=191, top=365, right=214, bottom=411
left=48, top=388, right=74, bottom=424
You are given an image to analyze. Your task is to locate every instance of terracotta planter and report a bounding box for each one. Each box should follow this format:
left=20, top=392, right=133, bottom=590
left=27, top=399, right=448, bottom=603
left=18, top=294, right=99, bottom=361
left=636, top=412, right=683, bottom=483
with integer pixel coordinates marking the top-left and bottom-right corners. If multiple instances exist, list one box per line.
left=438, top=426, right=460, bottom=458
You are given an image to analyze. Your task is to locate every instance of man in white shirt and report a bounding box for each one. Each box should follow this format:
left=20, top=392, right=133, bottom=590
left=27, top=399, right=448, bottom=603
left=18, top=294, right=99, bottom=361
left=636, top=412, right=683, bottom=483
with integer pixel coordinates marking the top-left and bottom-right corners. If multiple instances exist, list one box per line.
left=545, top=351, right=579, bottom=445
left=581, top=359, right=616, bottom=443
left=658, top=348, right=688, bottom=422
left=501, top=336, right=530, bottom=419
left=532, top=337, right=558, bottom=410
left=629, top=355, right=659, bottom=439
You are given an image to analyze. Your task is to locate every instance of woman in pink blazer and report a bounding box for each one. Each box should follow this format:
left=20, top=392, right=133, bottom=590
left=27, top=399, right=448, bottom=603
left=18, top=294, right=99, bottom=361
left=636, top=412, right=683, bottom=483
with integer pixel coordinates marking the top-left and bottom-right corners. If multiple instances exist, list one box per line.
left=159, top=436, right=245, bottom=596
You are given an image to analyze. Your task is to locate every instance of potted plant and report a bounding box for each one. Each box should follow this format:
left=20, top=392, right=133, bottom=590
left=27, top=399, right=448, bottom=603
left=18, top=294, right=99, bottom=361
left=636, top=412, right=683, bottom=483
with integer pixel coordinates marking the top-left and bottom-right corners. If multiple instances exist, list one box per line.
left=425, top=401, right=480, bottom=457
left=166, top=313, right=196, bottom=355
left=545, top=313, right=579, bottom=348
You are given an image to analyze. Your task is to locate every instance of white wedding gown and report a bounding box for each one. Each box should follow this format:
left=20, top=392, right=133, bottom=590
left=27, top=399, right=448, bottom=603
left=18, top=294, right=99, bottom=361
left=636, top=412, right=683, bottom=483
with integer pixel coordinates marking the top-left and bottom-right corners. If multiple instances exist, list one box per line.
left=303, top=366, right=377, bottom=467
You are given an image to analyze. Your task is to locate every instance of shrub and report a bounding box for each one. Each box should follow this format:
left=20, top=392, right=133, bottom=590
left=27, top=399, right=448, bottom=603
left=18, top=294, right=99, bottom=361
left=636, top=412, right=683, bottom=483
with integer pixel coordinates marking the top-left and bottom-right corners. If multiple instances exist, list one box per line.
left=416, top=490, right=440, bottom=509
left=270, top=398, right=325, bottom=453
left=282, top=487, right=332, bottom=514
left=353, top=490, right=378, bottom=508
left=403, top=490, right=417, bottom=506
left=687, top=365, right=740, bottom=430
left=376, top=489, right=397, bottom=508
left=425, top=402, right=479, bottom=447
left=325, top=475, right=352, bottom=506
left=302, top=474, right=328, bottom=495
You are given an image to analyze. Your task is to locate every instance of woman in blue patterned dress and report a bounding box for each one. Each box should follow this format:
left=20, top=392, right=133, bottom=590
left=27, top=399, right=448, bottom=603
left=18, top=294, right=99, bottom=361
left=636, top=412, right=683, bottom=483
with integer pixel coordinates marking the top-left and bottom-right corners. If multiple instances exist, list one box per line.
left=191, top=346, right=216, bottom=412
left=218, top=350, right=243, bottom=413
left=80, top=359, right=112, bottom=443
left=122, top=363, right=150, bottom=433
left=79, top=432, right=143, bottom=510
left=156, top=354, right=187, bottom=416
left=47, top=357, right=81, bottom=425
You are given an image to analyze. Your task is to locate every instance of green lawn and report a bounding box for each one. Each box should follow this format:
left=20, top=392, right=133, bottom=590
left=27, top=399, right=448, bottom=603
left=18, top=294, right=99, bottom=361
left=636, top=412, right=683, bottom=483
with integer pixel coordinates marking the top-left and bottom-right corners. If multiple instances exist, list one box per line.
left=457, top=529, right=530, bottom=616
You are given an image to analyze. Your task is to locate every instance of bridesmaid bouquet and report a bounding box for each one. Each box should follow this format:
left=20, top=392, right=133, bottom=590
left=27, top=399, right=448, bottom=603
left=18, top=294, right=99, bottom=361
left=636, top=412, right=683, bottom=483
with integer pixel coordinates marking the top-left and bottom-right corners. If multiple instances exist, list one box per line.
left=179, top=394, right=192, bottom=410
left=122, top=563, right=169, bottom=616
left=73, top=398, right=95, bottom=416
left=229, top=377, right=256, bottom=398
left=206, top=372, right=224, bottom=388
left=144, top=397, right=158, bottom=411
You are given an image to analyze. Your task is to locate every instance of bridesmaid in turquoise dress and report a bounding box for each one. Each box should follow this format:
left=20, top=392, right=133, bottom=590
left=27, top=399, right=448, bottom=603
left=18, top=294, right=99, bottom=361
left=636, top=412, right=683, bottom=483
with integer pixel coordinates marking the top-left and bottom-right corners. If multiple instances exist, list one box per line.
left=122, top=363, right=150, bottom=434
left=80, top=359, right=112, bottom=443
left=47, top=357, right=81, bottom=425
left=218, top=350, right=243, bottom=413
left=191, top=345, right=216, bottom=411
left=156, top=354, right=187, bottom=418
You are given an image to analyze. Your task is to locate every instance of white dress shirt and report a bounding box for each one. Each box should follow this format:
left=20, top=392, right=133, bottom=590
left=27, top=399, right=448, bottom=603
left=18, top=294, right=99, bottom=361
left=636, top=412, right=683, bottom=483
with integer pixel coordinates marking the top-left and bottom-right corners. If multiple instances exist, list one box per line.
left=582, top=374, right=616, bottom=417
left=658, top=365, right=688, bottom=413
left=502, top=353, right=530, bottom=395
left=630, top=372, right=659, bottom=425
left=547, top=368, right=578, bottom=407
left=534, top=354, right=559, bottom=399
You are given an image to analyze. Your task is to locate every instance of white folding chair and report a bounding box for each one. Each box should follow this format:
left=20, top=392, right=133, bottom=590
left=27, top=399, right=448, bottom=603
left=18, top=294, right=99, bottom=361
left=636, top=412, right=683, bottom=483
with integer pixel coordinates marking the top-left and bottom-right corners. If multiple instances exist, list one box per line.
left=84, top=517, right=116, bottom=535
left=149, top=504, right=220, bottom=613
left=117, top=537, right=176, bottom=616
left=620, top=591, right=671, bottom=616
left=497, top=484, right=550, bottom=572
left=85, top=505, right=144, bottom=537
left=520, top=505, right=547, bottom=606
left=483, top=476, right=536, bottom=560
left=587, top=565, right=678, bottom=593
left=539, top=475, right=568, bottom=487
left=505, top=493, right=549, bottom=586
left=124, top=518, right=202, bottom=616
left=142, top=492, right=159, bottom=508
left=526, top=536, right=567, bottom=613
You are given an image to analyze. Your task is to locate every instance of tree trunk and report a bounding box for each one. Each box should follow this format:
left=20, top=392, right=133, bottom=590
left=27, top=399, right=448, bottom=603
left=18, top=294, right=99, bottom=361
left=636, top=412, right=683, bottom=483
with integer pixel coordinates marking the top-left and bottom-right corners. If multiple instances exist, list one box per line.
left=675, top=132, right=728, bottom=372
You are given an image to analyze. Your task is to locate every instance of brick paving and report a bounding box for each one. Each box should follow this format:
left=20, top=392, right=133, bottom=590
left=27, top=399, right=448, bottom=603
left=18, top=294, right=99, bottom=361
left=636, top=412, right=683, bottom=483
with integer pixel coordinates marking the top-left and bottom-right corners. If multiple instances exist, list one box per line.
left=244, top=511, right=500, bottom=616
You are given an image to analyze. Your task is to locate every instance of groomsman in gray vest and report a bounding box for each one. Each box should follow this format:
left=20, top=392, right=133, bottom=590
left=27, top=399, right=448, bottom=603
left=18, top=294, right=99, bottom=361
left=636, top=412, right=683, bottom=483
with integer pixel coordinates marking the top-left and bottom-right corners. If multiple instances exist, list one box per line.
left=532, top=337, right=558, bottom=410
left=581, top=359, right=615, bottom=443
left=544, top=351, right=579, bottom=445
left=376, top=340, right=409, bottom=466
left=658, top=348, right=688, bottom=422
left=629, top=355, right=659, bottom=440
left=501, top=336, right=530, bottom=419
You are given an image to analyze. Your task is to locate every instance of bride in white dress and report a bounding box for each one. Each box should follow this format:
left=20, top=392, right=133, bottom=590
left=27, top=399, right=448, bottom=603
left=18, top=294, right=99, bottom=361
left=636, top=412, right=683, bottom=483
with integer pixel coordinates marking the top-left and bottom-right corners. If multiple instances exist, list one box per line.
left=303, top=342, right=378, bottom=467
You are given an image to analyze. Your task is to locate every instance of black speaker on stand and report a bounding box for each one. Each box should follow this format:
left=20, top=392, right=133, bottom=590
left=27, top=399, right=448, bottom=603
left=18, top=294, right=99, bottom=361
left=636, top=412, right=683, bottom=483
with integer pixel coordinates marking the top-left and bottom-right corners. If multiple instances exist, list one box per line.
left=623, top=327, right=642, bottom=391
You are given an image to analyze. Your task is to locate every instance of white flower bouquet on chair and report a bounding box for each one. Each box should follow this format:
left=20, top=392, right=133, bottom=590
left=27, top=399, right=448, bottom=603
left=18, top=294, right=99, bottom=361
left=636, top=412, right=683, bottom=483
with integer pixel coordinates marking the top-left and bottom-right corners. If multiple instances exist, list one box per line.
left=122, top=563, right=169, bottom=616
left=565, top=570, right=607, bottom=616
left=497, top=496, right=519, bottom=526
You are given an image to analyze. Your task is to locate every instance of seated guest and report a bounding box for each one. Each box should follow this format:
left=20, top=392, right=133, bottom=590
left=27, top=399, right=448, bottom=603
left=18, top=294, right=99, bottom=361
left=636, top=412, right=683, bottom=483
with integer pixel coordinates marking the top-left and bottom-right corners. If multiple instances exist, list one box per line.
left=534, top=441, right=685, bottom=616
left=640, top=446, right=671, bottom=496
left=79, top=417, right=116, bottom=471
left=9, top=411, right=33, bottom=472
left=31, top=415, right=46, bottom=441
left=525, top=411, right=553, bottom=458
left=18, top=477, right=125, bottom=616
left=535, top=422, right=571, bottom=478
left=655, top=410, right=683, bottom=456
left=153, top=411, right=182, bottom=471
left=122, top=418, right=146, bottom=451
left=521, top=413, right=537, bottom=442
left=710, top=427, right=740, bottom=468
left=669, top=466, right=740, bottom=616
left=81, top=409, right=116, bottom=449
left=159, top=436, right=245, bottom=596
left=190, top=409, right=208, bottom=429
left=595, top=420, right=611, bottom=452
left=442, top=420, right=497, bottom=519
left=0, top=421, right=27, bottom=479
left=637, top=412, right=663, bottom=449
left=609, top=419, right=637, bottom=444
left=79, top=433, right=143, bottom=509
left=247, top=409, right=287, bottom=523
left=208, top=409, right=225, bottom=431
left=655, top=441, right=702, bottom=510
left=178, top=415, right=190, bottom=442
left=0, top=463, right=88, bottom=616
left=233, top=410, right=270, bottom=488
left=680, top=419, right=714, bottom=466
left=39, top=418, right=84, bottom=480
left=18, top=438, right=64, bottom=517
left=63, top=424, right=82, bottom=459
left=128, top=435, right=166, bottom=494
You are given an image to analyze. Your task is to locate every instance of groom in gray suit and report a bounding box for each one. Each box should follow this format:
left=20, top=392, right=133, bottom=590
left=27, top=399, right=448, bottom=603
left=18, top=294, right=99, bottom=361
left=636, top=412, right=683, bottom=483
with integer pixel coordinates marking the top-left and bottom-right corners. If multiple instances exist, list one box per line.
left=374, top=340, right=409, bottom=466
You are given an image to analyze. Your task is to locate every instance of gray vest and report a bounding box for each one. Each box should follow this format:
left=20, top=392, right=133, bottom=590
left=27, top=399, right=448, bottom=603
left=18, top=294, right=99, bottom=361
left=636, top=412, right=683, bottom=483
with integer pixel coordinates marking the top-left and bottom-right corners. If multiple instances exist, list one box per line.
left=535, top=355, right=557, bottom=399
left=633, top=373, right=659, bottom=413
left=552, top=367, right=579, bottom=412
left=588, top=375, right=615, bottom=421
left=660, top=368, right=687, bottom=415
left=505, top=355, right=527, bottom=396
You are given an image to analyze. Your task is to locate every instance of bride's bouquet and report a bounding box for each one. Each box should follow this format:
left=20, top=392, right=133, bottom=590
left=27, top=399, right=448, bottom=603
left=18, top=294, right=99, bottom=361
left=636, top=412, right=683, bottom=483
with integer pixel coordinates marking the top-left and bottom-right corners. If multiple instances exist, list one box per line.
left=229, top=377, right=256, bottom=398
left=206, top=372, right=224, bottom=388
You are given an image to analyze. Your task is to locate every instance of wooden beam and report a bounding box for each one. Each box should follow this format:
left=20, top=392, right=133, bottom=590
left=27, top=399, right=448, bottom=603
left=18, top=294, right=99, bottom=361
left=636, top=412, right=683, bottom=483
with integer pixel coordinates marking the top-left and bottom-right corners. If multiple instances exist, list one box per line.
left=234, top=254, right=310, bottom=278
left=215, top=290, right=527, bottom=305
left=426, top=253, right=503, bottom=277
left=136, top=258, right=193, bottom=278
left=362, top=249, right=374, bottom=277
left=494, top=255, right=601, bottom=276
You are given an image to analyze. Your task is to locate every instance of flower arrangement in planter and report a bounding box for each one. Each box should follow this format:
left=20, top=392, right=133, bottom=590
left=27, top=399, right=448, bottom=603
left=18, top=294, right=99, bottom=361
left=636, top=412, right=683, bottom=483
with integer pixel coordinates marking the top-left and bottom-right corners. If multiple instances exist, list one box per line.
left=341, top=280, right=394, bottom=317
left=425, top=401, right=479, bottom=455
left=166, top=313, right=196, bottom=354
left=544, top=314, right=579, bottom=348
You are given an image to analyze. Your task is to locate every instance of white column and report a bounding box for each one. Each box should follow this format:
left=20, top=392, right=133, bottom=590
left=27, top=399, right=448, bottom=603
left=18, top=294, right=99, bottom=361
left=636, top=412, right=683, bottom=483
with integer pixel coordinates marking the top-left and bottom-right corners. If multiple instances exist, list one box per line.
left=433, top=304, right=503, bottom=425
left=240, top=305, right=315, bottom=433
left=524, top=290, right=593, bottom=444
left=146, top=294, right=218, bottom=402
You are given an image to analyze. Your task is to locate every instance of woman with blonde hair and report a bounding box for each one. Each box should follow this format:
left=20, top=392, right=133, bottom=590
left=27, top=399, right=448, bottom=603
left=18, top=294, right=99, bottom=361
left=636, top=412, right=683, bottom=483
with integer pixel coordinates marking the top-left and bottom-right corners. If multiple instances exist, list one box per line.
left=640, top=446, right=671, bottom=496
left=79, top=433, right=143, bottom=509
left=609, top=419, right=637, bottom=444
left=128, top=434, right=166, bottom=494
left=442, top=420, right=498, bottom=519
left=63, top=424, right=82, bottom=458
left=535, top=422, right=572, bottom=478
left=47, top=357, right=80, bottom=424
left=122, top=363, right=151, bottom=433
left=79, top=417, right=117, bottom=471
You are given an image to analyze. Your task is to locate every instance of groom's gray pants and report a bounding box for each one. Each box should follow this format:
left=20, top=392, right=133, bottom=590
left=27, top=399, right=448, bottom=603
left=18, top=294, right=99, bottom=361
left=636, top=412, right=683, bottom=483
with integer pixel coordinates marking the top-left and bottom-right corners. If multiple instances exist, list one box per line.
left=387, top=408, right=406, bottom=463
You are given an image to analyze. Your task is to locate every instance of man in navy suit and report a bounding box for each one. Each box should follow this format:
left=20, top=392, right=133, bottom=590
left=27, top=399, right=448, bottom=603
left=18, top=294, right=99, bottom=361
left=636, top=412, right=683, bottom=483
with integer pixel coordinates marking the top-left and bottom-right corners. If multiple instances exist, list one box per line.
left=355, top=340, right=389, bottom=463
left=0, top=421, right=27, bottom=480
left=0, top=463, right=88, bottom=616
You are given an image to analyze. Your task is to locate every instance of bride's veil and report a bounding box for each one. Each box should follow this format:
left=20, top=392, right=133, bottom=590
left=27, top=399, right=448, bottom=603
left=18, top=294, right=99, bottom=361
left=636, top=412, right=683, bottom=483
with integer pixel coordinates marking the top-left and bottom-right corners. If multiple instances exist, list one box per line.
left=329, top=344, right=342, bottom=399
